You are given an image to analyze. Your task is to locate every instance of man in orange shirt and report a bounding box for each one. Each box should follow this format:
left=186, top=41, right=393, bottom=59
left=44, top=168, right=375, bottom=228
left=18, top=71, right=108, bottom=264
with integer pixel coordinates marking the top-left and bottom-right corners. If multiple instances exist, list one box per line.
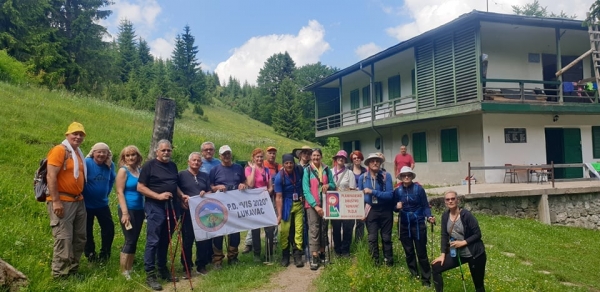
left=46, top=122, right=88, bottom=278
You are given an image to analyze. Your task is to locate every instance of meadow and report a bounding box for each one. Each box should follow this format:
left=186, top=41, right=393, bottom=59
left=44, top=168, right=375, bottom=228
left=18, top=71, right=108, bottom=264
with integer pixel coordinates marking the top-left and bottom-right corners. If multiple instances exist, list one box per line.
left=2, top=82, right=600, bottom=292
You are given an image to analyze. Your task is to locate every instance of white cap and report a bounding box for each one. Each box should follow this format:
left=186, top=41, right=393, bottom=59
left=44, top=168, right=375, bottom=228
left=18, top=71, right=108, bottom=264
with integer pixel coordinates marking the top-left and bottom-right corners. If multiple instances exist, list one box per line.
left=219, top=145, right=232, bottom=155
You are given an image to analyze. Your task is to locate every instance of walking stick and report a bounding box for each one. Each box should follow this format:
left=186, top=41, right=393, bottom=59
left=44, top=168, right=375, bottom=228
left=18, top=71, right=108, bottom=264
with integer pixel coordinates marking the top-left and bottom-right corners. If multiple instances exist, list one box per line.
left=457, top=252, right=468, bottom=292
left=170, top=199, right=194, bottom=290
left=430, top=220, right=435, bottom=260
left=165, top=200, right=178, bottom=291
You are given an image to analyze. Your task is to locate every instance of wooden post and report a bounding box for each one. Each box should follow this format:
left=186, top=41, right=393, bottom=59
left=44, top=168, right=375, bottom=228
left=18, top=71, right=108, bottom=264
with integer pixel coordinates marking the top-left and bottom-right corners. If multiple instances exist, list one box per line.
left=468, top=162, right=472, bottom=194
left=551, top=161, right=555, bottom=188
left=148, top=97, right=176, bottom=160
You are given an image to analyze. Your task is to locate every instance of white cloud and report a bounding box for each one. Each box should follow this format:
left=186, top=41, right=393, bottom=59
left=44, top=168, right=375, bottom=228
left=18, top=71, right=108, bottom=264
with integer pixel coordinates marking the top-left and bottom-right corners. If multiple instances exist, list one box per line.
left=109, top=0, right=162, bottom=38
left=385, top=0, right=590, bottom=42
left=355, top=42, right=383, bottom=59
left=215, top=20, right=331, bottom=85
left=149, top=37, right=174, bottom=60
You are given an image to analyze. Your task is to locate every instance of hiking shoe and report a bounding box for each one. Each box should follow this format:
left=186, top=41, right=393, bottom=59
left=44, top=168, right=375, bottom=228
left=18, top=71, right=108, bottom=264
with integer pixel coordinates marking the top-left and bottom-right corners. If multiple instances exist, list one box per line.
left=122, top=270, right=131, bottom=280
left=229, top=257, right=240, bottom=265
left=310, top=256, right=319, bottom=270
left=146, top=275, right=163, bottom=291
left=196, top=268, right=208, bottom=275
left=87, top=253, right=98, bottom=263
left=253, top=254, right=262, bottom=263
left=319, top=252, right=326, bottom=264
left=213, top=263, right=223, bottom=270
left=281, top=250, right=290, bottom=267
left=242, top=245, right=252, bottom=254
left=158, top=269, right=179, bottom=282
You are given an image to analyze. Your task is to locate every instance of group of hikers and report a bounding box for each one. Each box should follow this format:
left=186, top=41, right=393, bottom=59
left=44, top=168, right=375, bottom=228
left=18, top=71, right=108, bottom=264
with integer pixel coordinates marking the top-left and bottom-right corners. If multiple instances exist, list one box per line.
left=45, top=121, right=487, bottom=291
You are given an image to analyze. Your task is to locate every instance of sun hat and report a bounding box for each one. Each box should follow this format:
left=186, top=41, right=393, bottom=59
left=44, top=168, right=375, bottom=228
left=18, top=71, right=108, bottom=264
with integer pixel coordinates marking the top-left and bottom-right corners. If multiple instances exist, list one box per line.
left=219, top=145, right=232, bottom=155
left=293, top=145, right=312, bottom=159
left=364, top=153, right=384, bottom=165
left=333, top=150, right=348, bottom=162
left=399, top=166, right=416, bottom=179
left=266, top=146, right=277, bottom=152
left=65, top=122, right=86, bottom=136
left=86, top=142, right=113, bottom=167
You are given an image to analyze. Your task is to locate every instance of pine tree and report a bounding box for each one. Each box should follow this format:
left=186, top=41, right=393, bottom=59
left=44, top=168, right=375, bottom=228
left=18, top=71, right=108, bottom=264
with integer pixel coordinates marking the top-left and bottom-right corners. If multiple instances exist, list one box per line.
left=272, top=78, right=301, bottom=139
left=138, top=38, right=153, bottom=65
left=170, top=25, right=206, bottom=104
left=116, top=19, right=138, bottom=82
left=256, top=52, right=296, bottom=125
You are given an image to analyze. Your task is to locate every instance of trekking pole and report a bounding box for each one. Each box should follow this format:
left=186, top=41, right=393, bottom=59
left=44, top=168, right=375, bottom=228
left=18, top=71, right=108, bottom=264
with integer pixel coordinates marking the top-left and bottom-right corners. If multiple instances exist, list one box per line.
left=430, top=220, right=435, bottom=260
left=166, top=199, right=178, bottom=291
left=326, top=219, right=332, bottom=265
left=457, top=252, right=468, bottom=292
left=170, top=199, right=194, bottom=290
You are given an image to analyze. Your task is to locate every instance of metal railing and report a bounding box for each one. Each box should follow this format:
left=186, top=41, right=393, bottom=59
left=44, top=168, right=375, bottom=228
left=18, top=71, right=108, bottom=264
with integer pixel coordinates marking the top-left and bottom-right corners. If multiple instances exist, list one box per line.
left=483, top=78, right=598, bottom=103
left=466, top=162, right=592, bottom=194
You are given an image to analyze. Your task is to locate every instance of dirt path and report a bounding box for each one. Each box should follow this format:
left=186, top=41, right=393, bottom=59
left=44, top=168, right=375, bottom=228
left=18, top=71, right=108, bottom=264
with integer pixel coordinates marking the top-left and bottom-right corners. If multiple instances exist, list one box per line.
left=251, top=264, right=321, bottom=292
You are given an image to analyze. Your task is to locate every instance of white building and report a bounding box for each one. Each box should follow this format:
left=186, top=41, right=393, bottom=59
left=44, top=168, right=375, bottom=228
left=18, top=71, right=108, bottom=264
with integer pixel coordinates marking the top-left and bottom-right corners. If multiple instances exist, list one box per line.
left=305, top=11, right=600, bottom=185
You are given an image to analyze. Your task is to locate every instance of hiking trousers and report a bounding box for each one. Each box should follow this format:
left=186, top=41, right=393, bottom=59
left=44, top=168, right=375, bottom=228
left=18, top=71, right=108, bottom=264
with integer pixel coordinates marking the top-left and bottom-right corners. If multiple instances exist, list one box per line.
left=332, top=219, right=354, bottom=255
left=85, top=206, right=115, bottom=260
left=279, top=201, right=304, bottom=251
left=143, top=201, right=176, bottom=273
left=432, top=252, right=487, bottom=292
left=181, top=209, right=212, bottom=270
left=399, top=220, right=431, bottom=283
left=47, top=200, right=87, bottom=277
left=366, top=206, right=393, bottom=264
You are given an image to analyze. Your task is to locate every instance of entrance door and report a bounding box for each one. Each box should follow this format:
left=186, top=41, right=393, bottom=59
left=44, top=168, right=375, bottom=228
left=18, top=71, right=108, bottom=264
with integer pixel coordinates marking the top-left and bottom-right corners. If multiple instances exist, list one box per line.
left=544, top=128, right=583, bottom=179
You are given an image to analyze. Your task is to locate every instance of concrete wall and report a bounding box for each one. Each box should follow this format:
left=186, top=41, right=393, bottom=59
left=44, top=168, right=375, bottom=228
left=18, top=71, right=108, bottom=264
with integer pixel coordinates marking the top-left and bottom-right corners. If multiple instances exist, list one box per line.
left=481, top=113, right=600, bottom=183
left=450, top=192, right=600, bottom=230
left=339, top=114, right=484, bottom=186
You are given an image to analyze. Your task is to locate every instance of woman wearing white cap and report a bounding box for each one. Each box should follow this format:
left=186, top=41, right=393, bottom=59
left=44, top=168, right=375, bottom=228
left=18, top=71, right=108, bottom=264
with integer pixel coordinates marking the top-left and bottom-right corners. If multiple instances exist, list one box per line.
left=330, top=150, right=356, bottom=256
left=358, top=153, right=395, bottom=266
left=395, top=166, right=435, bottom=287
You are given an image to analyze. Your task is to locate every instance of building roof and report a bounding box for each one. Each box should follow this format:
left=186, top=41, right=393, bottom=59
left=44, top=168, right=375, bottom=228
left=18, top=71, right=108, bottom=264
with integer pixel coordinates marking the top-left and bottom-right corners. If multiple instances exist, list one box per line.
left=303, top=10, right=586, bottom=91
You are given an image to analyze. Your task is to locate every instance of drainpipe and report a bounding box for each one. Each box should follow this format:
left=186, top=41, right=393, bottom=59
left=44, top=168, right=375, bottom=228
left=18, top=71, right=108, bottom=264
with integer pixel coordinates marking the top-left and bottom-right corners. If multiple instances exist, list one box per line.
left=360, top=62, right=384, bottom=154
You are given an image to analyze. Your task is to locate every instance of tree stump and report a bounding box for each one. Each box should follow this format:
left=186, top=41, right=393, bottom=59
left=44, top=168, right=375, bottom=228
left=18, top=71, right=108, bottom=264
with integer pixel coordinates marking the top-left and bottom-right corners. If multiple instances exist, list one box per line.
left=148, top=97, right=176, bottom=160
left=0, top=258, right=27, bottom=291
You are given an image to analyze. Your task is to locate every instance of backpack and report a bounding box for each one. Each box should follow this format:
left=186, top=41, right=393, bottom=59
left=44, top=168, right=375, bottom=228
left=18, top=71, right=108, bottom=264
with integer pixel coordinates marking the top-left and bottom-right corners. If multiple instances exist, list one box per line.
left=34, top=145, right=70, bottom=202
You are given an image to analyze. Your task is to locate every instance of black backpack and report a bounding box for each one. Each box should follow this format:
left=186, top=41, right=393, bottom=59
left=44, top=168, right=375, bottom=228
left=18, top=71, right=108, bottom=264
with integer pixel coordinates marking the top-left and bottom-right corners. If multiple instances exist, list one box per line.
left=34, top=145, right=70, bottom=202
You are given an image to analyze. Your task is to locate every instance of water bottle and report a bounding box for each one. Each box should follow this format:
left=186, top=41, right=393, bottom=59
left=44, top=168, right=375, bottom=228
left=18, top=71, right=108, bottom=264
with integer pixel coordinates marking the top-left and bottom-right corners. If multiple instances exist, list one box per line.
left=449, top=237, right=457, bottom=258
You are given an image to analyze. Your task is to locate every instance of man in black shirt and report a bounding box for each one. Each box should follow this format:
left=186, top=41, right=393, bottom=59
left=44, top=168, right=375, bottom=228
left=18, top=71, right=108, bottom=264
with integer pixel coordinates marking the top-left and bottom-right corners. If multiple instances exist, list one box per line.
left=178, top=152, right=211, bottom=277
left=138, top=140, right=189, bottom=291
left=209, top=145, right=247, bottom=267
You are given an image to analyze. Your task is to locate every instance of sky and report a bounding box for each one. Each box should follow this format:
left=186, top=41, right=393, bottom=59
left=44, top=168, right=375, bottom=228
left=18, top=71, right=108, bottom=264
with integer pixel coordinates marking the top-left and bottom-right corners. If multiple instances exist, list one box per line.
left=101, top=0, right=591, bottom=85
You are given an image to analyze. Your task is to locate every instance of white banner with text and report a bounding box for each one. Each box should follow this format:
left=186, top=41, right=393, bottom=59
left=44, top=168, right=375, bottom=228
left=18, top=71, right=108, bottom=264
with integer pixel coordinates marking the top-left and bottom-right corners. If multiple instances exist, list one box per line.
left=188, top=188, right=277, bottom=241
left=323, top=191, right=365, bottom=220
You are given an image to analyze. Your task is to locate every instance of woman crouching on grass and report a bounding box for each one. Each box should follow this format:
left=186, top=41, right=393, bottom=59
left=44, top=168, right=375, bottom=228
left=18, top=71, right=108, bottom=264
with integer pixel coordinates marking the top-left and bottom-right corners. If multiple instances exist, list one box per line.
left=431, top=190, right=487, bottom=292
left=115, top=145, right=144, bottom=280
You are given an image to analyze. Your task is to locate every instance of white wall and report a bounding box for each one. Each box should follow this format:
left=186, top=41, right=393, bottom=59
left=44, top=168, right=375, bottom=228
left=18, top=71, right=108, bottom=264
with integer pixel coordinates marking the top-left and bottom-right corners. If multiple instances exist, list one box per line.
left=481, top=113, right=600, bottom=183
left=339, top=114, right=484, bottom=186
left=480, top=22, right=591, bottom=88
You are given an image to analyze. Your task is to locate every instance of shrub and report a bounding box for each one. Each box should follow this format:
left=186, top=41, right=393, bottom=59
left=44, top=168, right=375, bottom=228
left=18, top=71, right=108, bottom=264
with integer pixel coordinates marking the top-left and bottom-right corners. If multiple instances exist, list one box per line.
left=193, top=103, right=204, bottom=116
left=0, top=50, right=34, bottom=85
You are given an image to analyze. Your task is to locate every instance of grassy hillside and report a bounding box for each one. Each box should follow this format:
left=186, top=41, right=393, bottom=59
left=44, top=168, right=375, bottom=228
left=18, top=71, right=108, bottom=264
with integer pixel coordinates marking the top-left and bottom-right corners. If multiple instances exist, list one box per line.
left=0, top=82, right=313, bottom=291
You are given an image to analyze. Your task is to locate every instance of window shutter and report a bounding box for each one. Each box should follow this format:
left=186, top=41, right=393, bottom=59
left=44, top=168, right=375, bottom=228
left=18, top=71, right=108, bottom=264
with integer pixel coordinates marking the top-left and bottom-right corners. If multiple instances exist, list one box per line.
left=388, top=75, right=401, bottom=99
left=412, top=132, right=427, bottom=162
left=362, top=86, right=370, bottom=107
left=593, top=126, right=600, bottom=158
left=441, top=128, right=458, bottom=162
left=350, top=89, right=360, bottom=110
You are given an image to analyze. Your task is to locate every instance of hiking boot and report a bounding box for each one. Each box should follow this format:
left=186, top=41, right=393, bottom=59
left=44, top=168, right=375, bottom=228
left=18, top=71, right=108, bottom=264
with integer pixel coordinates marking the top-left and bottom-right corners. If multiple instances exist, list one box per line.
left=281, top=250, right=290, bottom=267
left=229, top=257, right=240, bottom=265
left=254, top=254, right=262, bottom=263
left=87, top=252, right=98, bottom=263
left=158, top=269, right=179, bottom=282
left=319, top=252, right=326, bottom=264
left=310, top=255, right=320, bottom=270
left=213, top=263, right=222, bottom=270
left=293, top=250, right=304, bottom=268
left=242, top=245, right=252, bottom=254
left=196, top=267, right=208, bottom=275
left=146, top=274, right=163, bottom=291
left=384, top=258, right=393, bottom=267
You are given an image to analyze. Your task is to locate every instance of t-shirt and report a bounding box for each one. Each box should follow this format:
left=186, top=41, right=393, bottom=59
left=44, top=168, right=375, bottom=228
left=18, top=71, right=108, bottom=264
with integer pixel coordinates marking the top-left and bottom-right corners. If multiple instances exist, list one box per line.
left=82, top=157, right=116, bottom=209
left=245, top=166, right=270, bottom=188
left=274, top=166, right=303, bottom=199
left=46, top=144, right=85, bottom=201
left=200, top=157, right=221, bottom=174
left=263, top=160, right=281, bottom=178
left=121, top=167, right=143, bottom=210
left=394, top=153, right=415, bottom=174
left=209, top=163, right=246, bottom=190
left=138, top=159, right=179, bottom=208
left=178, top=170, right=210, bottom=197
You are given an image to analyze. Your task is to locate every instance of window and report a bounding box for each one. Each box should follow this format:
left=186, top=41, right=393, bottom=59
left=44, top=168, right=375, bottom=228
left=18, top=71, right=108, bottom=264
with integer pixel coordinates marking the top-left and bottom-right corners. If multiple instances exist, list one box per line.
left=593, top=126, right=600, bottom=158
left=411, top=69, right=416, bottom=96
left=412, top=132, right=427, bottom=162
left=388, top=75, right=401, bottom=99
left=375, top=82, right=383, bottom=103
left=362, top=86, right=370, bottom=107
left=350, top=89, right=359, bottom=110
left=440, top=128, right=458, bottom=162
left=343, top=140, right=361, bottom=154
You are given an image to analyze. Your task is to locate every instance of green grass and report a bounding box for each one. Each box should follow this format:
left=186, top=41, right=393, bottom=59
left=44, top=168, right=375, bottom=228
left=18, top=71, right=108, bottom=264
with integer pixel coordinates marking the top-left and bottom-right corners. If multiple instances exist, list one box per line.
left=316, top=212, right=600, bottom=292
left=0, top=82, right=312, bottom=291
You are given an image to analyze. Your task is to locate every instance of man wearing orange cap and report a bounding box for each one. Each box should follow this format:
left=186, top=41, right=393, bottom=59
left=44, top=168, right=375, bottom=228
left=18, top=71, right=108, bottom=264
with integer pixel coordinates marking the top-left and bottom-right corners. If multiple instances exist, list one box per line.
left=46, top=122, right=89, bottom=278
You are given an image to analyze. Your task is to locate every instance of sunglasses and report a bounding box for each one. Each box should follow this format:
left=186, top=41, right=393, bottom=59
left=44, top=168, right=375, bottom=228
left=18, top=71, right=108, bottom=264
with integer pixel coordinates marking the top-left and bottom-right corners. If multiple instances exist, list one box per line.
left=445, top=197, right=457, bottom=202
left=399, top=174, right=412, bottom=178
